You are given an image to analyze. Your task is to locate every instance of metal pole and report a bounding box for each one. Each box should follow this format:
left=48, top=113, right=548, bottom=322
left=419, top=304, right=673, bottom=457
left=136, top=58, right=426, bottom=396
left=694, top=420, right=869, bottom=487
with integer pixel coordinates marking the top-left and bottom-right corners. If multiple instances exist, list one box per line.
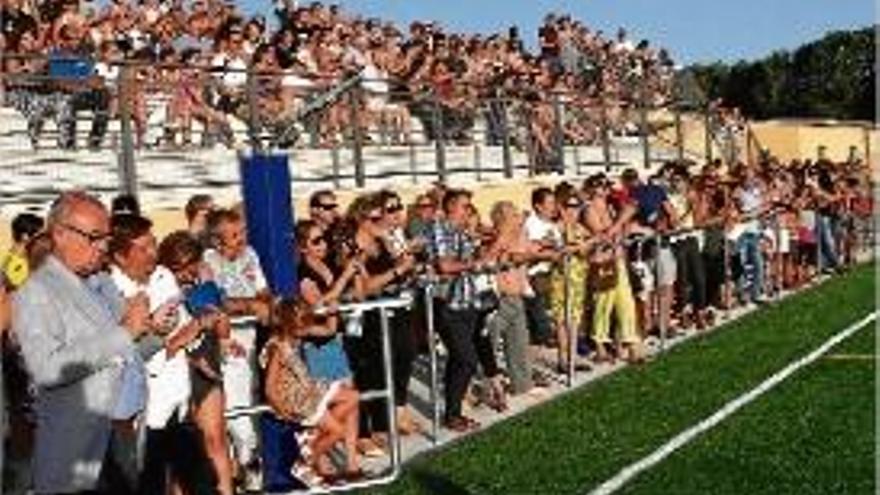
left=553, top=93, right=566, bottom=175
left=473, top=123, right=483, bottom=181
left=408, top=127, right=418, bottom=185
left=721, top=229, right=730, bottom=320
left=500, top=97, right=514, bottom=179
left=772, top=211, right=781, bottom=300
left=674, top=105, right=684, bottom=162
left=563, top=252, right=574, bottom=388
left=815, top=213, right=822, bottom=279
left=573, top=141, right=581, bottom=176
left=424, top=283, right=440, bottom=444
left=704, top=109, right=713, bottom=164
left=745, top=124, right=754, bottom=167
left=639, top=93, right=651, bottom=170
left=600, top=100, right=612, bottom=173
left=379, top=307, right=401, bottom=469
left=330, top=141, right=341, bottom=189
left=432, top=97, right=447, bottom=184
left=117, top=63, right=137, bottom=197
left=349, top=82, right=365, bottom=188
left=656, top=234, right=668, bottom=352
left=246, top=63, right=261, bottom=152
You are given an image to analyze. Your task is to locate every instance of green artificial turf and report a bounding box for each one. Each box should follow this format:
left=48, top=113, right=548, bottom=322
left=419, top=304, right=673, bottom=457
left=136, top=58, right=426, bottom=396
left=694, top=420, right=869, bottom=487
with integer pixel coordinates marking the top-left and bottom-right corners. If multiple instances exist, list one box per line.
left=621, top=316, right=876, bottom=495
left=367, top=264, right=876, bottom=495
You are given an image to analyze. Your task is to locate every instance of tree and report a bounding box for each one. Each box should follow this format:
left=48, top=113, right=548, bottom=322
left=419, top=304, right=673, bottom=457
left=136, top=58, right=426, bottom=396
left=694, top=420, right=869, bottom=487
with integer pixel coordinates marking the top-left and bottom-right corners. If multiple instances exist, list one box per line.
left=682, top=26, right=875, bottom=121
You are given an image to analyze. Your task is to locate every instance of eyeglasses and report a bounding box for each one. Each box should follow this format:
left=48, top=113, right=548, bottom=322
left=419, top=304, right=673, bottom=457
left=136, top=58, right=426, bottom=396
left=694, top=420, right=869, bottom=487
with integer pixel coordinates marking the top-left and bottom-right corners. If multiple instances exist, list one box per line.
left=385, top=204, right=403, bottom=214
left=61, top=223, right=110, bottom=247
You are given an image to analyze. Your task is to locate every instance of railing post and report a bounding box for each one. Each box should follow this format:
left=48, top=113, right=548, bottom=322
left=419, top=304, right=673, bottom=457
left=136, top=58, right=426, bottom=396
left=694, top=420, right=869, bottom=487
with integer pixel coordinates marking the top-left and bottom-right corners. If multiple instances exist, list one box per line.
left=246, top=62, right=261, bottom=152
left=473, top=123, right=483, bottom=181
left=553, top=93, right=566, bottom=175
left=117, top=63, right=137, bottom=197
left=656, top=234, right=668, bottom=353
left=378, top=308, right=401, bottom=468
left=424, top=283, right=440, bottom=444
left=330, top=141, right=341, bottom=189
left=600, top=99, right=612, bottom=173
left=745, top=123, right=754, bottom=166
left=639, top=92, right=651, bottom=170
left=349, top=80, right=365, bottom=188
left=674, top=104, right=684, bottom=162
left=563, top=252, right=574, bottom=388
left=408, top=127, right=418, bottom=185
left=704, top=108, right=713, bottom=164
left=432, top=95, right=447, bottom=184
left=500, top=96, right=514, bottom=179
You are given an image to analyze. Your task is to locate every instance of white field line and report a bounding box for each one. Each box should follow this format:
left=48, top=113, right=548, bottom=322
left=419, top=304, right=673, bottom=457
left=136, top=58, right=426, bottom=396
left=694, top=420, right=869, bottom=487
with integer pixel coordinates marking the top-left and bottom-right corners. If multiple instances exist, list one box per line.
left=587, top=311, right=879, bottom=495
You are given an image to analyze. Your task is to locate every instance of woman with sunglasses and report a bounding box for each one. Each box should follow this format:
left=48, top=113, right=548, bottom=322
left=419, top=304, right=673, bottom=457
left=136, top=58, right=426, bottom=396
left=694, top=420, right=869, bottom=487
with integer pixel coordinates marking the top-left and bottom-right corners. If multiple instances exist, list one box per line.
left=345, top=194, right=419, bottom=451
left=548, top=185, right=593, bottom=372
left=294, top=219, right=360, bottom=384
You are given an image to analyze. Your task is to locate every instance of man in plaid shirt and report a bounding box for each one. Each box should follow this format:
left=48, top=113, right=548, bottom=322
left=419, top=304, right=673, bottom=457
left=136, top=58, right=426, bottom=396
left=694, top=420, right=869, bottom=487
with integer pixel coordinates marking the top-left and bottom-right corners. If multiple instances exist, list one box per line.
left=428, top=189, right=491, bottom=432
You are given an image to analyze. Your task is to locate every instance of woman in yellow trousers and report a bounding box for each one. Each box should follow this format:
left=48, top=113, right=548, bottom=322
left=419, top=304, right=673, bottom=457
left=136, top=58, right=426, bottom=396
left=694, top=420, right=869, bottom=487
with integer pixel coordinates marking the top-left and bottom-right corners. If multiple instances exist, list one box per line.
left=591, top=256, right=645, bottom=363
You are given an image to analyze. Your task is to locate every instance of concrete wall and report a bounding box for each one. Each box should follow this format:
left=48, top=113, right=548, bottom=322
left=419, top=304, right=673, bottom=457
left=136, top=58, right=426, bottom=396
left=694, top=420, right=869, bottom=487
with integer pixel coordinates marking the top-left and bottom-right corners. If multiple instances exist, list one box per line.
left=750, top=121, right=876, bottom=167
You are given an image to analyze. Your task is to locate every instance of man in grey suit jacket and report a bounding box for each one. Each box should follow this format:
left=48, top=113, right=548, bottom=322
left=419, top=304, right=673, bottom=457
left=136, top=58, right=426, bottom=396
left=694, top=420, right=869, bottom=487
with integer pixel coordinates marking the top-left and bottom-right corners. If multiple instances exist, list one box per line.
left=13, top=191, right=151, bottom=495
left=0, top=280, right=11, bottom=491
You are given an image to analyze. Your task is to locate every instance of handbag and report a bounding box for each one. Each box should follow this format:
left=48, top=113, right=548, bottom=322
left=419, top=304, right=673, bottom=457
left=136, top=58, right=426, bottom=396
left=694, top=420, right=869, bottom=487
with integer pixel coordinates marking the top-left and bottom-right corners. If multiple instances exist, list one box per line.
left=589, top=243, right=619, bottom=293
left=264, top=339, right=322, bottom=422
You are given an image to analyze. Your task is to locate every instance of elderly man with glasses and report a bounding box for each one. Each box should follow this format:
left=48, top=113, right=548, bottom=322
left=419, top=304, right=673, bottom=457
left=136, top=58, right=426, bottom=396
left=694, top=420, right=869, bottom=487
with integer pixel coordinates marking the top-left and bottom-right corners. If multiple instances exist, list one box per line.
left=13, top=191, right=152, bottom=495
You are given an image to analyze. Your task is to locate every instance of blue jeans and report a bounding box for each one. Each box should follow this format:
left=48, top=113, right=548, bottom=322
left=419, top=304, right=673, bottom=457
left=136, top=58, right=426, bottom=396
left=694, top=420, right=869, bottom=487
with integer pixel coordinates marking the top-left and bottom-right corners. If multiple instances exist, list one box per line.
left=815, top=214, right=839, bottom=270
left=736, top=232, right=765, bottom=302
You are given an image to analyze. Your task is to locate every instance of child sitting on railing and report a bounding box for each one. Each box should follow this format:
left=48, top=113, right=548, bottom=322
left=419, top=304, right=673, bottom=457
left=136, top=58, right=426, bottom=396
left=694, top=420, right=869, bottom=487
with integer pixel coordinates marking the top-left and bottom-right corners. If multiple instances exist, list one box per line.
left=263, top=299, right=363, bottom=485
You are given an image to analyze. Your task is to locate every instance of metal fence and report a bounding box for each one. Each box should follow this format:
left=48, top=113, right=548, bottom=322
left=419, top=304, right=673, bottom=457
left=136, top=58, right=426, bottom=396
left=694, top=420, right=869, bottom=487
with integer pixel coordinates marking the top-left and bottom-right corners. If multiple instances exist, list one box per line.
left=0, top=56, right=747, bottom=216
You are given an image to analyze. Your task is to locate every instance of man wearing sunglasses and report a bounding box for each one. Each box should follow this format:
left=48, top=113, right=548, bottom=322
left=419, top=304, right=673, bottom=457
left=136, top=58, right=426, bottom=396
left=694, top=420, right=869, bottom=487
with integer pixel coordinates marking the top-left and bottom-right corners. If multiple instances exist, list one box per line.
left=308, top=190, right=340, bottom=230
left=13, top=191, right=153, bottom=495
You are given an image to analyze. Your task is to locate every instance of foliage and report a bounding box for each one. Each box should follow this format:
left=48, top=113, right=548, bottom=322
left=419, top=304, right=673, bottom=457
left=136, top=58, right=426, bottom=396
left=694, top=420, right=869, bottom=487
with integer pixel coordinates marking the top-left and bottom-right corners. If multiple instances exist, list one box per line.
left=682, top=27, right=875, bottom=121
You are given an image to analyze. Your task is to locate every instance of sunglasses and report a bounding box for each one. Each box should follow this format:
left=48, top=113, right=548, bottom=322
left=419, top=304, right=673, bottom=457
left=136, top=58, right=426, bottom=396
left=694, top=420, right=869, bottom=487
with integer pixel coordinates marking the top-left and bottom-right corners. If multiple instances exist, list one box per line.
left=367, top=214, right=384, bottom=223
left=565, top=202, right=581, bottom=209
left=385, top=204, right=403, bottom=214
left=308, top=235, right=326, bottom=247
left=315, top=202, right=337, bottom=211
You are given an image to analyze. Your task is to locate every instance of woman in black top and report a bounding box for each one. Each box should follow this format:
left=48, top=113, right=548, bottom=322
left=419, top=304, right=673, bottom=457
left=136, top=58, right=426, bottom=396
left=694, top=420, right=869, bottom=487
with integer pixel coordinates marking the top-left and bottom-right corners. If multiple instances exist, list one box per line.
left=345, top=194, right=418, bottom=454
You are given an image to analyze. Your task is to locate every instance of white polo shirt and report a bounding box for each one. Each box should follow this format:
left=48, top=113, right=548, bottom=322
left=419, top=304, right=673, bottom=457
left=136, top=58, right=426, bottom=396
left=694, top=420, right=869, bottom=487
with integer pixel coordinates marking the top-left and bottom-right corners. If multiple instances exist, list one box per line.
left=110, top=265, right=192, bottom=429
left=524, top=212, right=562, bottom=276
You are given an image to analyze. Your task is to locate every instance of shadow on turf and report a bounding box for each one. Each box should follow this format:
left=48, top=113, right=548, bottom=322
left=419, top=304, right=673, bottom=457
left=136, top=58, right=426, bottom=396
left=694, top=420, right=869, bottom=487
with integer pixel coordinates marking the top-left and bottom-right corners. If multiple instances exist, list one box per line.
left=410, top=469, right=474, bottom=495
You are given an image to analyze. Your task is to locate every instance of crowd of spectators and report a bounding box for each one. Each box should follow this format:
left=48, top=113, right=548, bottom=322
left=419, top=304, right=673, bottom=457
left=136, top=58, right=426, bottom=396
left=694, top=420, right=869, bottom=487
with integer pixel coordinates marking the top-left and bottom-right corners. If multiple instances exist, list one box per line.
left=0, top=155, right=873, bottom=493
left=0, top=0, right=674, bottom=157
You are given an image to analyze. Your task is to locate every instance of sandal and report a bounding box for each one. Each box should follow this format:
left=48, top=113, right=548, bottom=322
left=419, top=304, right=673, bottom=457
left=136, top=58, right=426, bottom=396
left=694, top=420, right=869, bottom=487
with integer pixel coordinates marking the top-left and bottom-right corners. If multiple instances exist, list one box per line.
left=357, top=438, right=385, bottom=458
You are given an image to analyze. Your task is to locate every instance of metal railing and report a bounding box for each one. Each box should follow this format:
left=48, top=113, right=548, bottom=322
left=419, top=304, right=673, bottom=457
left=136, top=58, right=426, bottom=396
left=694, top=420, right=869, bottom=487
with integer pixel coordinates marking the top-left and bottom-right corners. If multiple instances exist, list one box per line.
left=0, top=54, right=723, bottom=209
